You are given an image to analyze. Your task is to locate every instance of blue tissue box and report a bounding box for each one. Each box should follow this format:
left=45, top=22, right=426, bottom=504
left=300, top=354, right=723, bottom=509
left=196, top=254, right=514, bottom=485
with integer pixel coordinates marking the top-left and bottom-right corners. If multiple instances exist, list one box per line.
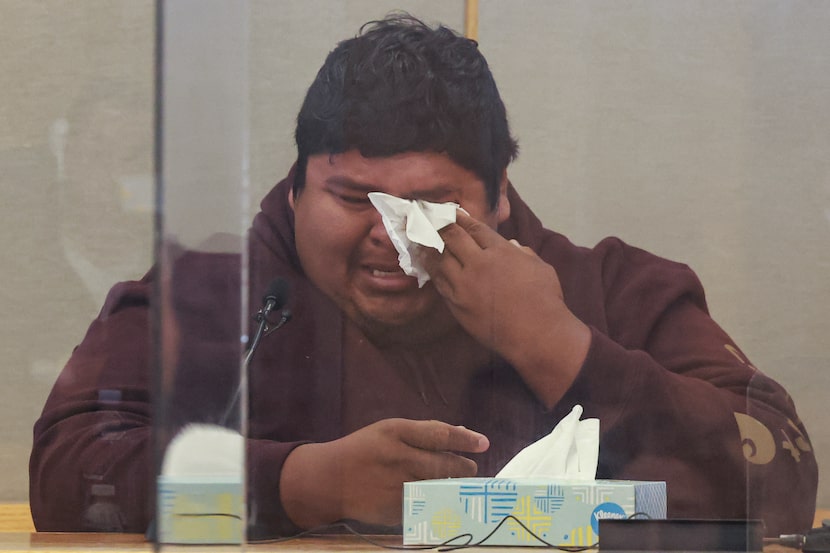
left=157, top=475, right=243, bottom=544
left=403, top=478, right=666, bottom=547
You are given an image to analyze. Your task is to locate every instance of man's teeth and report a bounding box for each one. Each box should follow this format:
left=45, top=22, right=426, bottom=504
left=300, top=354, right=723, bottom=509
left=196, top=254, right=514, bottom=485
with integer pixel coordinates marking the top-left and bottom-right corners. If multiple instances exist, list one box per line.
left=372, top=269, right=399, bottom=277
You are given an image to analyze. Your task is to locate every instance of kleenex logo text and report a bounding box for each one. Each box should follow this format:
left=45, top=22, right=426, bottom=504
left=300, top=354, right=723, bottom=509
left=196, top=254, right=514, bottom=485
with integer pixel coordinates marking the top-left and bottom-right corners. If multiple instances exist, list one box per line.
left=590, top=502, right=626, bottom=534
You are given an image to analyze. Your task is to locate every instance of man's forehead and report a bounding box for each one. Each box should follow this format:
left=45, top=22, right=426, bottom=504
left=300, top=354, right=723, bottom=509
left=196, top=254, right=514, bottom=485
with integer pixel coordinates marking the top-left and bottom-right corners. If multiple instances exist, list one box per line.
left=309, top=150, right=483, bottom=190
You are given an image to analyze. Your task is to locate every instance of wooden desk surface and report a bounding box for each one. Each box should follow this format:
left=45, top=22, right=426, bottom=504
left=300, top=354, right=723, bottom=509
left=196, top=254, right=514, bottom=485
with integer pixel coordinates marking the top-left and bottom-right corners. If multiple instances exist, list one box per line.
left=1, top=503, right=826, bottom=552
left=0, top=504, right=33, bottom=533
left=0, top=532, right=815, bottom=553
left=0, top=532, right=404, bottom=552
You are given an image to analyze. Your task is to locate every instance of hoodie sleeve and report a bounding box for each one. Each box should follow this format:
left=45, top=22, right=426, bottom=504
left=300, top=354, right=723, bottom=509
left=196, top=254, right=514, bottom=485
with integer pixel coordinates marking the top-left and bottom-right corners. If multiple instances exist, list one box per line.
left=556, top=238, right=817, bottom=536
left=29, top=251, right=307, bottom=536
left=29, top=277, right=155, bottom=532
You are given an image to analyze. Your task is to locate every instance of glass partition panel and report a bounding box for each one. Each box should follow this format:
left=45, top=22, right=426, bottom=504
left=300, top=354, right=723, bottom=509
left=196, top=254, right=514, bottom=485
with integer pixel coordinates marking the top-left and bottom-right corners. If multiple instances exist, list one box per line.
left=13, top=0, right=156, bottom=539
left=155, top=0, right=249, bottom=547
left=478, top=0, right=827, bottom=543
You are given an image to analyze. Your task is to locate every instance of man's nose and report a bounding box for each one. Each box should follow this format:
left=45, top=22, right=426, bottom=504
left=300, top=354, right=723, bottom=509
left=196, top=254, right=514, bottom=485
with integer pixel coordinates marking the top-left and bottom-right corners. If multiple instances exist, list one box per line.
left=368, top=210, right=395, bottom=248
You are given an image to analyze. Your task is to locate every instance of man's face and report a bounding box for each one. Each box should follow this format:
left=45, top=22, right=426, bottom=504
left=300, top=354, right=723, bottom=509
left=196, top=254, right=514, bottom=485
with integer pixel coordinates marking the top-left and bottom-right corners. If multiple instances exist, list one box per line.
left=291, top=150, right=509, bottom=336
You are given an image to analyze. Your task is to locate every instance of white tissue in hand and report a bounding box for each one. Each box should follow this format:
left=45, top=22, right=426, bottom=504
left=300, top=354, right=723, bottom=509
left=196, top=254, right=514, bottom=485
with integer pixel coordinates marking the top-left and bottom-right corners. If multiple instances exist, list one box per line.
left=368, top=192, right=461, bottom=287
left=496, top=404, right=599, bottom=480
left=161, top=424, right=243, bottom=477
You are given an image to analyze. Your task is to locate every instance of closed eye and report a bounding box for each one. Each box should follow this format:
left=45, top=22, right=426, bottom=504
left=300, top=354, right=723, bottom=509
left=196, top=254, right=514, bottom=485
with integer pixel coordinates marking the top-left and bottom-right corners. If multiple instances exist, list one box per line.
left=333, top=191, right=370, bottom=206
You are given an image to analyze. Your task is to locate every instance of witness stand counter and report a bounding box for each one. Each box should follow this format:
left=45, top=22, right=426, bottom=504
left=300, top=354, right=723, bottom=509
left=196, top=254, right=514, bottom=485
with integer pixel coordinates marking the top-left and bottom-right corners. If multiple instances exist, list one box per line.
left=1, top=503, right=828, bottom=552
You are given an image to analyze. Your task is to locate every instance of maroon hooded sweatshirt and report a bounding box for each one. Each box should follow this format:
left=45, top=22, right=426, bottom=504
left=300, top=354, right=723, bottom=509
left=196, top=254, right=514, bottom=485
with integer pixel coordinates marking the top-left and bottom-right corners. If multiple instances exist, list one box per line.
left=30, top=174, right=818, bottom=538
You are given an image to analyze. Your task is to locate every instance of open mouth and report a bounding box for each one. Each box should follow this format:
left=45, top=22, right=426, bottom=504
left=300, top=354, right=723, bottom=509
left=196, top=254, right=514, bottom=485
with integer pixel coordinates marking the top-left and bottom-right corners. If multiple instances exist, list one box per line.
left=361, top=263, right=418, bottom=291
left=371, top=268, right=403, bottom=278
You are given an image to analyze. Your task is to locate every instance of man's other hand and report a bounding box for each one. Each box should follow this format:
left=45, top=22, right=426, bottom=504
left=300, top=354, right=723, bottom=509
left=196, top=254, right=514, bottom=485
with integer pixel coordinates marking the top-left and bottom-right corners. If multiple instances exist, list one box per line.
left=280, top=418, right=489, bottom=528
left=421, top=211, right=591, bottom=409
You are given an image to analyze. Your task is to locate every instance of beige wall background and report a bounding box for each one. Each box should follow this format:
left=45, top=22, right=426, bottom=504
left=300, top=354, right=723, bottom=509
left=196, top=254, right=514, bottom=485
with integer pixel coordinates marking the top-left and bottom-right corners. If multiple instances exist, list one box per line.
left=1, top=0, right=827, bottom=509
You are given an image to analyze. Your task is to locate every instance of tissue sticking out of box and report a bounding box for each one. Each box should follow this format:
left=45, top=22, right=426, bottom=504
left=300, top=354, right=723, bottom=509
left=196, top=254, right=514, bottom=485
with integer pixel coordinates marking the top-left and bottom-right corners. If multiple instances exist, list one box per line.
left=161, top=423, right=243, bottom=478
left=158, top=424, right=244, bottom=544
left=496, top=404, right=599, bottom=480
left=368, top=192, right=465, bottom=288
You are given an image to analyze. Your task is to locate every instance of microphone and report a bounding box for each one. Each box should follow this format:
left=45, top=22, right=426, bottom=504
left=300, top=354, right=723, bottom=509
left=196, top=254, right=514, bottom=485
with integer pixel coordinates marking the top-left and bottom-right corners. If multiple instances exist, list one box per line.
left=247, top=277, right=292, bottom=363
left=220, top=278, right=292, bottom=426
left=258, top=278, right=291, bottom=327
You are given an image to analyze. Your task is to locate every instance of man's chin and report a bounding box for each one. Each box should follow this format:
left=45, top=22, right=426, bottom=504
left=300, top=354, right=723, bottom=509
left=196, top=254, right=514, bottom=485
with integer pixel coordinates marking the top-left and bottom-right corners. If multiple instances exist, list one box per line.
left=349, top=298, right=456, bottom=345
left=355, top=307, right=427, bottom=330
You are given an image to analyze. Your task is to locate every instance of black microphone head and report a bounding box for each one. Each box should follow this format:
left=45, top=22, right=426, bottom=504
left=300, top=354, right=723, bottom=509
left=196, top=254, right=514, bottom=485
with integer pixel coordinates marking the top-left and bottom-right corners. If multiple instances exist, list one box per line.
left=263, top=277, right=290, bottom=310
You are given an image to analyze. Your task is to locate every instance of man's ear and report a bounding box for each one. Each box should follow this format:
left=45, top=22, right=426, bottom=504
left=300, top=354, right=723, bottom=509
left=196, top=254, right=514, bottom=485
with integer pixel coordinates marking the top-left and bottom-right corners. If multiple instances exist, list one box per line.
left=288, top=186, right=296, bottom=210
left=495, top=169, right=511, bottom=224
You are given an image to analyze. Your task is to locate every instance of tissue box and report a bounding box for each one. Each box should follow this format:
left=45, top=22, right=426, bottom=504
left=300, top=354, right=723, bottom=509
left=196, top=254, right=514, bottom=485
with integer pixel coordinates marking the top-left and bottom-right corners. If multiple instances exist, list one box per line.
left=157, top=475, right=243, bottom=544
left=403, top=478, right=666, bottom=547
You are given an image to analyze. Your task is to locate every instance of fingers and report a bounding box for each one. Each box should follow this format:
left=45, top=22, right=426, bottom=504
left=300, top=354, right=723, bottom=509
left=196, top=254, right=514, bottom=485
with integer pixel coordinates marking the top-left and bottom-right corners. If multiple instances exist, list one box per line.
left=420, top=212, right=536, bottom=300
left=395, top=420, right=485, bottom=481
left=418, top=212, right=500, bottom=284
left=452, top=211, right=501, bottom=247
left=397, top=419, right=490, bottom=453
left=431, top=212, right=533, bottom=269
left=407, top=448, right=479, bottom=481
left=438, top=211, right=501, bottom=260
left=509, top=239, right=534, bottom=255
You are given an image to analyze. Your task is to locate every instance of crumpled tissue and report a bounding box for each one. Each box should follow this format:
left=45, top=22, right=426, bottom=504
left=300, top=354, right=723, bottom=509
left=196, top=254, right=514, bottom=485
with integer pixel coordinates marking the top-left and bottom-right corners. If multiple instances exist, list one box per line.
left=496, top=404, right=599, bottom=479
left=367, top=192, right=463, bottom=287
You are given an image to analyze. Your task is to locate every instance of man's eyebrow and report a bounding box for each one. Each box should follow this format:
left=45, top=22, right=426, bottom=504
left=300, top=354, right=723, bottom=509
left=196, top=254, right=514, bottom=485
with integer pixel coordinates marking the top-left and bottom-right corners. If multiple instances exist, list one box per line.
left=410, top=185, right=456, bottom=200
left=324, top=176, right=375, bottom=191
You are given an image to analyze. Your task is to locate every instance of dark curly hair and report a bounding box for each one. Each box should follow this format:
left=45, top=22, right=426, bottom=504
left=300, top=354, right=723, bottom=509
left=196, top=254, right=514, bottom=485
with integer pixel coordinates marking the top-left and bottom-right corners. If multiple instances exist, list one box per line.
left=293, top=14, right=518, bottom=209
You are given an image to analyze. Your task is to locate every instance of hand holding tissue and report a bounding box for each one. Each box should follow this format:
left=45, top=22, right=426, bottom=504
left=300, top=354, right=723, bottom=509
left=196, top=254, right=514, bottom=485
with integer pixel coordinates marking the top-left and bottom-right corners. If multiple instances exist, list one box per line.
left=403, top=406, right=666, bottom=547
left=368, top=192, right=464, bottom=287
